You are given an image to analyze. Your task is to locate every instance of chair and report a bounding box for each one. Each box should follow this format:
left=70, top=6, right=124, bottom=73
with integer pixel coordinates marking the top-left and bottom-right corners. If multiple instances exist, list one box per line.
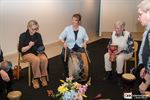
left=124, top=41, right=138, bottom=73
left=18, top=52, right=32, bottom=86
left=18, top=52, right=49, bottom=86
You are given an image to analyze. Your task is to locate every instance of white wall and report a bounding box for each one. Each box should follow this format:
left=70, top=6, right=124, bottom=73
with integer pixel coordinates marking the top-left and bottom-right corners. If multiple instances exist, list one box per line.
left=100, top=0, right=144, bottom=34
left=0, top=0, right=100, bottom=55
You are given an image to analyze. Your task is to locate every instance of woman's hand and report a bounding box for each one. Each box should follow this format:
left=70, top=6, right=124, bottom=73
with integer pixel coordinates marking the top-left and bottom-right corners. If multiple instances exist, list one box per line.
left=139, top=82, right=148, bottom=94
left=140, top=68, right=146, bottom=78
left=0, top=69, right=10, bottom=82
left=29, top=41, right=35, bottom=47
left=83, top=42, right=87, bottom=49
left=63, top=42, right=67, bottom=49
left=22, top=41, right=35, bottom=52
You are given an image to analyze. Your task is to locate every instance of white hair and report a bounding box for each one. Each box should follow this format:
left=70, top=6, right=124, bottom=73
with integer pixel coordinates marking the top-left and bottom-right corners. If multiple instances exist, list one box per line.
left=27, top=20, right=39, bottom=28
left=114, top=21, right=125, bottom=28
left=138, top=0, right=150, bottom=12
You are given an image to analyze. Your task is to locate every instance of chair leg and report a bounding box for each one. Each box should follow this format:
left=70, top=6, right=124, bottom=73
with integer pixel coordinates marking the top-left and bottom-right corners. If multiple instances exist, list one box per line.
left=124, top=61, right=127, bottom=73
left=28, top=64, right=31, bottom=86
left=135, top=58, right=137, bottom=68
left=17, top=65, right=20, bottom=80
left=47, top=66, right=49, bottom=82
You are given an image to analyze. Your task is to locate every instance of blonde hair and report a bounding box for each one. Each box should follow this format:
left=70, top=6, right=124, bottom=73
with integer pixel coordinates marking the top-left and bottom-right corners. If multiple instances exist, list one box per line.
left=114, top=21, right=125, bottom=28
left=138, top=0, right=150, bottom=12
left=27, top=20, right=39, bottom=29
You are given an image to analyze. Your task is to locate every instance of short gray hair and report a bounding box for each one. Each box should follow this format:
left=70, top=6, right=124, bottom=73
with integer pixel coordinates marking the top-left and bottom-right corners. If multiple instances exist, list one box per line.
left=114, top=21, right=125, bottom=28
left=138, top=0, right=150, bottom=12
left=27, top=20, right=39, bottom=29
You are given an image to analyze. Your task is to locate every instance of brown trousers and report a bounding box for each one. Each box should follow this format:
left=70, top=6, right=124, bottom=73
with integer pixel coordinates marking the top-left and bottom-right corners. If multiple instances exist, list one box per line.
left=23, top=53, right=48, bottom=79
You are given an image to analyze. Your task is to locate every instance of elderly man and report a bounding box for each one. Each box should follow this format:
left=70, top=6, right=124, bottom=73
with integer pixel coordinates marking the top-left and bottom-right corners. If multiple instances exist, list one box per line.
left=137, top=0, right=150, bottom=94
left=103, top=21, right=134, bottom=85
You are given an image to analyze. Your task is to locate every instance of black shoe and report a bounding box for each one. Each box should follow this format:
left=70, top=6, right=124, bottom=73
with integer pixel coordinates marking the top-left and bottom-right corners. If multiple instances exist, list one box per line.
left=117, top=73, right=122, bottom=86
left=103, top=71, right=112, bottom=80
left=0, top=89, right=7, bottom=100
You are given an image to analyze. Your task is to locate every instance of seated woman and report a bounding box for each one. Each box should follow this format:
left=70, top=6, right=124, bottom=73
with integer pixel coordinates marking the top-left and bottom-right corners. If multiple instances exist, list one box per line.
left=0, top=46, right=13, bottom=99
left=18, top=20, right=48, bottom=89
left=59, top=13, right=89, bottom=82
left=103, top=21, right=134, bottom=86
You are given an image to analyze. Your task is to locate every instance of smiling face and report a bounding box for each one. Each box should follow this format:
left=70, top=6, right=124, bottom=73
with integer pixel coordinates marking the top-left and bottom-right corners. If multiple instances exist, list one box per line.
left=72, top=17, right=80, bottom=27
left=71, top=13, right=81, bottom=28
left=114, top=21, right=125, bottom=36
left=115, top=25, right=124, bottom=36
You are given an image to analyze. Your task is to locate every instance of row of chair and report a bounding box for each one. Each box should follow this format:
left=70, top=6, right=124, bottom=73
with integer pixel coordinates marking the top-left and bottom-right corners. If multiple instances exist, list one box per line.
left=16, top=41, right=138, bottom=86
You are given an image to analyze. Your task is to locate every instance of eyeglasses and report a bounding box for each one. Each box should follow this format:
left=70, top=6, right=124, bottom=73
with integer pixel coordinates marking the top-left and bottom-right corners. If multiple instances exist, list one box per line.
left=31, top=27, right=39, bottom=31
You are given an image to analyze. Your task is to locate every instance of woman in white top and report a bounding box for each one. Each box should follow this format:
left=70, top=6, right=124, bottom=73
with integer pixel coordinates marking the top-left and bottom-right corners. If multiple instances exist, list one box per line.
left=59, top=13, right=89, bottom=81
left=103, top=21, right=134, bottom=86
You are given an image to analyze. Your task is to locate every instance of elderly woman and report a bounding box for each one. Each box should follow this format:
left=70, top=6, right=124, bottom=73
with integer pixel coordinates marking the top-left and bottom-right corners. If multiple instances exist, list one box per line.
left=137, top=0, right=150, bottom=94
left=103, top=21, right=134, bottom=85
left=18, top=20, right=48, bottom=89
left=59, top=13, right=89, bottom=82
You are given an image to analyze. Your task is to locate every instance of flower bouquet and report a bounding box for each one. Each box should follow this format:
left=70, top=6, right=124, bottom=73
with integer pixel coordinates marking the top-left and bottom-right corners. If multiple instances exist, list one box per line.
left=55, top=77, right=88, bottom=100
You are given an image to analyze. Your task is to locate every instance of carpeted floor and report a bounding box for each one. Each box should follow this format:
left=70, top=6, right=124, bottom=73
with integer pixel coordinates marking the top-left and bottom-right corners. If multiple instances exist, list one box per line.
left=12, top=38, right=142, bottom=100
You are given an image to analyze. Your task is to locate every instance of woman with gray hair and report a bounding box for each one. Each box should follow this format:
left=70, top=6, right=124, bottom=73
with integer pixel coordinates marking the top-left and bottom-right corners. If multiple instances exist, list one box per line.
left=103, top=21, right=134, bottom=86
left=137, top=0, right=150, bottom=94
left=18, top=20, right=48, bottom=89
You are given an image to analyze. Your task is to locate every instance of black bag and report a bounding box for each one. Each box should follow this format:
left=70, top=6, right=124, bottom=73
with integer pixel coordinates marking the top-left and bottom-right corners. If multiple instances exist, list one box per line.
left=37, top=46, right=45, bottom=53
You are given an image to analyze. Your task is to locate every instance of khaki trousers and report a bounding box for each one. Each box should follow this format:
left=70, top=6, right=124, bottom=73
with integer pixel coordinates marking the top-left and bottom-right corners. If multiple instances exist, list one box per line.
left=23, top=53, right=48, bottom=78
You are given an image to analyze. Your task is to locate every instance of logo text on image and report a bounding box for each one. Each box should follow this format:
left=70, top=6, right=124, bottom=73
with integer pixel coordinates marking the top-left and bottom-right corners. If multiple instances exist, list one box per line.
left=124, top=92, right=132, bottom=99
